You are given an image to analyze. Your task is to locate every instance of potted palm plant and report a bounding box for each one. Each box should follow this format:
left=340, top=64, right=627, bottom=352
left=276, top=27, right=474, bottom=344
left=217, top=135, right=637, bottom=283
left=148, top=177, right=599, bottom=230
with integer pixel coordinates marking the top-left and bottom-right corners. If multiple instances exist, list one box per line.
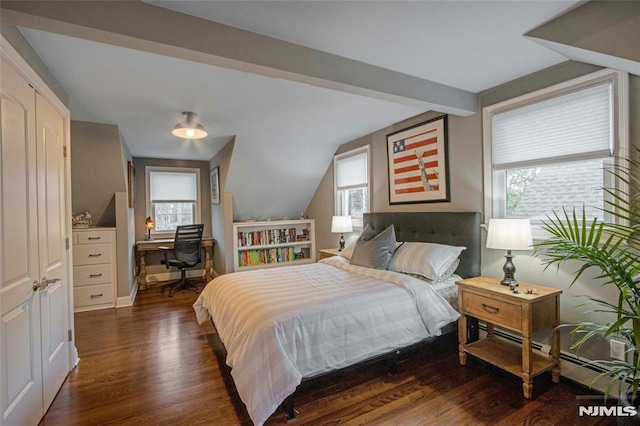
left=534, top=147, right=640, bottom=409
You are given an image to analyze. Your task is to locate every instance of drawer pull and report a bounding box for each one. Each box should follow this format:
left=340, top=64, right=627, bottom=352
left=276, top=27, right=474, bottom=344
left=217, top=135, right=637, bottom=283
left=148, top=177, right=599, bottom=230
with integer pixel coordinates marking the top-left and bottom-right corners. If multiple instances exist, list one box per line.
left=482, top=303, right=500, bottom=314
left=89, top=273, right=103, bottom=278
left=88, top=253, right=102, bottom=257
left=90, top=293, right=103, bottom=299
left=87, top=236, right=101, bottom=240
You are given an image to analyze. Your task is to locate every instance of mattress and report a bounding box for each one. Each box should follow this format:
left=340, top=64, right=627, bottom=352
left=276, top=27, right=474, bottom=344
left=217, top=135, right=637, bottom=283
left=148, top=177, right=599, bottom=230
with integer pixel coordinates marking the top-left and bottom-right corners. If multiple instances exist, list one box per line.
left=424, top=274, right=460, bottom=311
left=193, top=256, right=460, bottom=425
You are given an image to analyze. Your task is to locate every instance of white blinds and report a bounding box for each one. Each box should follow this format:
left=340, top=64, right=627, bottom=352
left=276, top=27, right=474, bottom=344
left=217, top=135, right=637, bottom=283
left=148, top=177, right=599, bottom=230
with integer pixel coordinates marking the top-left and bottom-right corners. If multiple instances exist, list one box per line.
left=336, top=151, right=367, bottom=188
left=150, top=171, right=197, bottom=201
left=492, top=82, right=612, bottom=169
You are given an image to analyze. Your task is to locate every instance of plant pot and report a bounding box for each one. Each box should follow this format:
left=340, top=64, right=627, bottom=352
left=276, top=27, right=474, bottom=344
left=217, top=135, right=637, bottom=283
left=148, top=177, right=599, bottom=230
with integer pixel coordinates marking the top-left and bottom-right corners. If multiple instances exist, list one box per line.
left=618, top=390, right=640, bottom=426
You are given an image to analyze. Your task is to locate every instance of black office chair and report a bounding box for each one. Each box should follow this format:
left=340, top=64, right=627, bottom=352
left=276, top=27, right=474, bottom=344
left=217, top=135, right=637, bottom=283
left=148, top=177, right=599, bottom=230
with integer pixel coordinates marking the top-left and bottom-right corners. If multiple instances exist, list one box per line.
left=159, top=224, right=205, bottom=297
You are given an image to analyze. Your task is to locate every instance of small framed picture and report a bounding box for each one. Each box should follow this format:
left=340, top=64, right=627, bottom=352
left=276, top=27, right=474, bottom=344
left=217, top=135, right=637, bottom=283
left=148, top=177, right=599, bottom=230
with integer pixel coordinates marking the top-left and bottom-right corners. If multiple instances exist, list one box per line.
left=127, top=160, right=135, bottom=208
left=210, top=166, right=220, bottom=205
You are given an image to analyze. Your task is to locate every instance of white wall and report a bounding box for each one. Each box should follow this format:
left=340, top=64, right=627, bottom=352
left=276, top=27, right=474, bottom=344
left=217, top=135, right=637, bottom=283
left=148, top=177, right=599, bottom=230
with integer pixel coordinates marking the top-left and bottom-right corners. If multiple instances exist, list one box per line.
left=209, top=138, right=236, bottom=275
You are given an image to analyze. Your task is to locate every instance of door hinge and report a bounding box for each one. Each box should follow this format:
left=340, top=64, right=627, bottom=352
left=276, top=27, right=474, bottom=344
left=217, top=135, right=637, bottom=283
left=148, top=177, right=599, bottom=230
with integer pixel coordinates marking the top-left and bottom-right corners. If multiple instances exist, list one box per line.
left=63, top=146, right=67, bottom=158
left=66, top=237, right=70, bottom=250
left=68, top=329, right=73, bottom=342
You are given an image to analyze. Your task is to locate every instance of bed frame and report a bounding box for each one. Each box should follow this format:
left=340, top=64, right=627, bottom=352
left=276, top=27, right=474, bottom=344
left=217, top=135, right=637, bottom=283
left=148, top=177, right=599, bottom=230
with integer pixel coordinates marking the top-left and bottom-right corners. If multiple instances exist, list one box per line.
left=280, top=211, right=482, bottom=421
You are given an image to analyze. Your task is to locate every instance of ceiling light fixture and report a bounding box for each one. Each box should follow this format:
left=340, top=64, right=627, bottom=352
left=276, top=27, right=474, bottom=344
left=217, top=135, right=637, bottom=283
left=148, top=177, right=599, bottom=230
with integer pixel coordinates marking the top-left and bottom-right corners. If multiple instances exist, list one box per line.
left=172, top=111, right=207, bottom=139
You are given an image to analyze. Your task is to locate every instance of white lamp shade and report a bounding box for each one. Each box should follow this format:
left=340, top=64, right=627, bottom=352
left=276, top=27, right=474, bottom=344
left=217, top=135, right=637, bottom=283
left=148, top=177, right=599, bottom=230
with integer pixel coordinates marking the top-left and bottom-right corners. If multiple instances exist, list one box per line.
left=486, top=218, right=533, bottom=250
left=331, top=216, right=353, bottom=233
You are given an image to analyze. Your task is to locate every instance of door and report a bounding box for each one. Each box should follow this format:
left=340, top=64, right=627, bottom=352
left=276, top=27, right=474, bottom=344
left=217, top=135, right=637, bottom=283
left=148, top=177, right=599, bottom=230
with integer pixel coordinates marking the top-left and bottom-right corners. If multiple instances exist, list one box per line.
left=1, top=55, right=43, bottom=426
left=1, top=57, right=70, bottom=425
left=35, top=92, right=69, bottom=410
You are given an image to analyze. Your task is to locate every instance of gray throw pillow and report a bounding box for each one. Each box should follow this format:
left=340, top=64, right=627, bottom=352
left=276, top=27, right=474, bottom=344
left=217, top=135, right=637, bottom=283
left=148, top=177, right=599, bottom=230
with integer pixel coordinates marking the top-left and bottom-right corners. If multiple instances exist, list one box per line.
left=358, top=224, right=377, bottom=241
left=350, top=224, right=397, bottom=269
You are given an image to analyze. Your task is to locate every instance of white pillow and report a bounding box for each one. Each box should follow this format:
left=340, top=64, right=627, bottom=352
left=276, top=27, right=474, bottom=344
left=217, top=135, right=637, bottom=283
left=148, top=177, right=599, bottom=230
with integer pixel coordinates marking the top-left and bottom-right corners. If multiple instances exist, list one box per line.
left=389, top=242, right=466, bottom=281
left=339, top=238, right=357, bottom=260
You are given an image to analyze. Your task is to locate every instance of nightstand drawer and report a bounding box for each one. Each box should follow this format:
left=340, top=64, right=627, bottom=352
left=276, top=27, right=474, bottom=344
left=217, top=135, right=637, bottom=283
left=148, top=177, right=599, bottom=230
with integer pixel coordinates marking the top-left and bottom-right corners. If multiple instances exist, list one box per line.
left=463, top=292, right=522, bottom=331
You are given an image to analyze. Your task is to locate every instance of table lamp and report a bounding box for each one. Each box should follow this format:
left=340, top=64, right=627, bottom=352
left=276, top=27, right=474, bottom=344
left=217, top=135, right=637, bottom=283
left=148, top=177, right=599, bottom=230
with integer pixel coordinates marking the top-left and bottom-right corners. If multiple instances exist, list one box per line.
left=331, top=215, right=353, bottom=251
left=145, top=216, right=154, bottom=240
left=486, top=218, right=533, bottom=286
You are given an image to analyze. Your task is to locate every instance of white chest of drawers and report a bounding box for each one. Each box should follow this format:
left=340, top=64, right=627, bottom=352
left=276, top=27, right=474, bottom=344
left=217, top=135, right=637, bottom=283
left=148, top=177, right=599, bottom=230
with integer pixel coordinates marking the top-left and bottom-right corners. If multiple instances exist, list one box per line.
left=72, top=227, right=117, bottom=312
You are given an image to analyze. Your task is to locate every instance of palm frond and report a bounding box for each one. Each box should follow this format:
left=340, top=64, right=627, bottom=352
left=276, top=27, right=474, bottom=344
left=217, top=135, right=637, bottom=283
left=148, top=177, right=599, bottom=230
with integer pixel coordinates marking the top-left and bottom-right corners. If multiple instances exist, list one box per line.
left=533, top=146, right=640, bottom=398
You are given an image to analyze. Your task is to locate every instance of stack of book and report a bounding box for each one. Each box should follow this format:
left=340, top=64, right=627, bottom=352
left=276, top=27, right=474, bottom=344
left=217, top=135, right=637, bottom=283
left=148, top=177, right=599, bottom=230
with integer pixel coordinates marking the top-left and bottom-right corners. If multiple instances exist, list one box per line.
left=237, top=247, right=303, bottom=266
left=237, top=227, right=303, bottom=247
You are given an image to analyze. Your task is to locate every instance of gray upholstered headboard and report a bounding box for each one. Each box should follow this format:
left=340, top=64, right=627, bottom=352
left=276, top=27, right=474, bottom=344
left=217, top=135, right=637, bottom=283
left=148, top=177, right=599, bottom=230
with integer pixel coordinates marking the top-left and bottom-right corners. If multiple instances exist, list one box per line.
left=363, top=212, right=481, bottom=279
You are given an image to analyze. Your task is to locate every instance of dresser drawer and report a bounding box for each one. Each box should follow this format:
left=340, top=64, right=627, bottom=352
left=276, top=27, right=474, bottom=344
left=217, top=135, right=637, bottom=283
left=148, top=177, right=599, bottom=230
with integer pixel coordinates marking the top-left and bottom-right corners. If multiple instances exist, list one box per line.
left=77, top=231, right=113, bottom=245
left=74, top=283, right=114, bottom=307
left=462, top=292, right=522, bottom=331
left=73, top=264, right=113, bottom=287
left=73, top=244, right=112, bottom=266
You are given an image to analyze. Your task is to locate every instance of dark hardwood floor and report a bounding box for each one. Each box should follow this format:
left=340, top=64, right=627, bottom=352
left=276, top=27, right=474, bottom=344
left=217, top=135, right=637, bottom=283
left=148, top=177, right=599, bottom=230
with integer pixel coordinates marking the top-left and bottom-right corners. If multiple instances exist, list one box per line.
left=40, top=284, right=616, bottom=425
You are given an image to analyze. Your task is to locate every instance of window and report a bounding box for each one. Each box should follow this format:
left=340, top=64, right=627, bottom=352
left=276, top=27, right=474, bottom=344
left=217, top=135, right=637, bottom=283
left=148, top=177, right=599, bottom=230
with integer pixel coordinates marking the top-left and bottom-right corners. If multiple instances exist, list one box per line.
left=483, top=69, right=628, bottom=228
left=146, top=166, right=201, bottom=235
left=334, top=146, right=370, bottom=229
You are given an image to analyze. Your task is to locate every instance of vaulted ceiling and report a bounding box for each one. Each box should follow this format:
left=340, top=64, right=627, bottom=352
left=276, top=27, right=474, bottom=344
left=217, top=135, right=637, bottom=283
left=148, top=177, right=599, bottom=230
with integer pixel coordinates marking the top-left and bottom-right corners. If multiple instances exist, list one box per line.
left=3, top=0, right=636, bottom=219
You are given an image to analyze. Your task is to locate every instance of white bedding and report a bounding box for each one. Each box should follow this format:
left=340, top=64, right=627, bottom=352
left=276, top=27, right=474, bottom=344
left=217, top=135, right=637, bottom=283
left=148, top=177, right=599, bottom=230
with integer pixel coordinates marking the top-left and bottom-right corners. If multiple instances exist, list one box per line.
left=193, top=256, right=460, bottom=425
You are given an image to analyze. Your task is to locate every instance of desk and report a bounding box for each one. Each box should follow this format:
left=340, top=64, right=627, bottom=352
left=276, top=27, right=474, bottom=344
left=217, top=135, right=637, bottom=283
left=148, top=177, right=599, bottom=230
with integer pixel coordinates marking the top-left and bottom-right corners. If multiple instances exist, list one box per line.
left=136, top=238, right=216, bottom=289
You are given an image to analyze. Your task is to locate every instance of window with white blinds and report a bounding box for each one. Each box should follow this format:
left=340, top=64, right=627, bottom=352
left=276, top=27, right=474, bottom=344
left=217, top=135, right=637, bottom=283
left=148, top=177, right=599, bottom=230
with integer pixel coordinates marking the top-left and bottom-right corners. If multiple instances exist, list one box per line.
left=483, top=69, right=627, bottom=226
left=150, top=171, right=198, bottom=202
left=146, top=167, right=201, bottom=234
left=334, top=146, right=370, bottom=228
left=336, top=151, right=367, bottom=188
left=492, top=82, right=612, bottom=169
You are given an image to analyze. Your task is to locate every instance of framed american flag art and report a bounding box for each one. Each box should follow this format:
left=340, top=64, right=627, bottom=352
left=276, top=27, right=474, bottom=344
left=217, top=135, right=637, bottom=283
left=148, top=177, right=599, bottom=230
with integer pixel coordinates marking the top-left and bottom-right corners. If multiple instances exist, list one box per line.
left=387, top=115, right=450, bottom=204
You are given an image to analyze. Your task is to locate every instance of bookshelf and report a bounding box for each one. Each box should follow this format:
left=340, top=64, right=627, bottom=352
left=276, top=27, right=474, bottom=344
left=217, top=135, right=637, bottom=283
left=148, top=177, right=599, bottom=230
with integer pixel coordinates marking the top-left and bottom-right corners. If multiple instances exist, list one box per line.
left=233, top=219, right=316, bottom=271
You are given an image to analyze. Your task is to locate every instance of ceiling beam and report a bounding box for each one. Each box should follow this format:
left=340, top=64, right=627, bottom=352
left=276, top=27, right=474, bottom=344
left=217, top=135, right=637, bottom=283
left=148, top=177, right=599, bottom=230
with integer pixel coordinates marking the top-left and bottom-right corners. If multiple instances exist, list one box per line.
left=525, top=0, right=640, bottom=76
left=1, top=0, right=477, bottom=116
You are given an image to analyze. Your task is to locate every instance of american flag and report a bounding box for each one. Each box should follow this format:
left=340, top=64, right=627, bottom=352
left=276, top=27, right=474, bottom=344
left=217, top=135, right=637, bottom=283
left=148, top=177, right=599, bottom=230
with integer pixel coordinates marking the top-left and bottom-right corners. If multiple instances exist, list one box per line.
left=391, top=129, right=439, bottom=195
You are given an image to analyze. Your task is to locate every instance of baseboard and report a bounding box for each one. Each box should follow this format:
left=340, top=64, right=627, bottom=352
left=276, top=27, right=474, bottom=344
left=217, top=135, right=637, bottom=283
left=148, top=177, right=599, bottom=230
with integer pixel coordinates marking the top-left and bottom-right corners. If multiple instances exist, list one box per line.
left=116, top=280, right=139, bottom=308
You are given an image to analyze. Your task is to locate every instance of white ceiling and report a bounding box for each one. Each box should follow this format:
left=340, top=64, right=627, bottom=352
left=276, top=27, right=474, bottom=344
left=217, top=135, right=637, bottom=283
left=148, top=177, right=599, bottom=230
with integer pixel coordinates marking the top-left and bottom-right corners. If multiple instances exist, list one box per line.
left=12, top=0, right=582, bottom=219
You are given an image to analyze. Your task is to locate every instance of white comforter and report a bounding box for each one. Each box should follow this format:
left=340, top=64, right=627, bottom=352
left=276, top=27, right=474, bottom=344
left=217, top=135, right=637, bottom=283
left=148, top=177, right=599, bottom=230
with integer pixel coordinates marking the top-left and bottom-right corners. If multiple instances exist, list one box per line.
left=193, top=256, right=460, bottom=425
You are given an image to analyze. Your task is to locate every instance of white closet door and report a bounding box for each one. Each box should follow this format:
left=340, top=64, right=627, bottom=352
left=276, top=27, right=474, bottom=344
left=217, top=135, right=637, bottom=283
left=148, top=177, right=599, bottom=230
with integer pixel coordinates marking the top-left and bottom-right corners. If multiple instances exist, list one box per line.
left=35, top=92, right=69, bottom=410
left=1, top=57, right=43, bottom=426
left=1, top=57, right=70, bottom=426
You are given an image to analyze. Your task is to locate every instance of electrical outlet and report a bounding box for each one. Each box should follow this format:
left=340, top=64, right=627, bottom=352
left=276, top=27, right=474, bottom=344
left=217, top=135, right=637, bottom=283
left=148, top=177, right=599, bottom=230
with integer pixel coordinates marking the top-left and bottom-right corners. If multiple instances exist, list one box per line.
left=610, top=339, right=627, bottom=361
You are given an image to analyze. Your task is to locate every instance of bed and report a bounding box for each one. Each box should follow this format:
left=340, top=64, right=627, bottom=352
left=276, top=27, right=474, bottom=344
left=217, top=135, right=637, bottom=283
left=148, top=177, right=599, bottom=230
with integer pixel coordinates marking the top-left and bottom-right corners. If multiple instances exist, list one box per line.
left=194, top=211, right=481, bottom=425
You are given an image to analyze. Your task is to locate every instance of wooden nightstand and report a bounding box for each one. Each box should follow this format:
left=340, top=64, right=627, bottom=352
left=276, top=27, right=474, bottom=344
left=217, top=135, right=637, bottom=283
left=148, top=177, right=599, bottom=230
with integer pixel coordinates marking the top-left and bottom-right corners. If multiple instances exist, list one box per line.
left=318, top=248, right=341, bottom=260
left=456, top=276, right=562, bottom=398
